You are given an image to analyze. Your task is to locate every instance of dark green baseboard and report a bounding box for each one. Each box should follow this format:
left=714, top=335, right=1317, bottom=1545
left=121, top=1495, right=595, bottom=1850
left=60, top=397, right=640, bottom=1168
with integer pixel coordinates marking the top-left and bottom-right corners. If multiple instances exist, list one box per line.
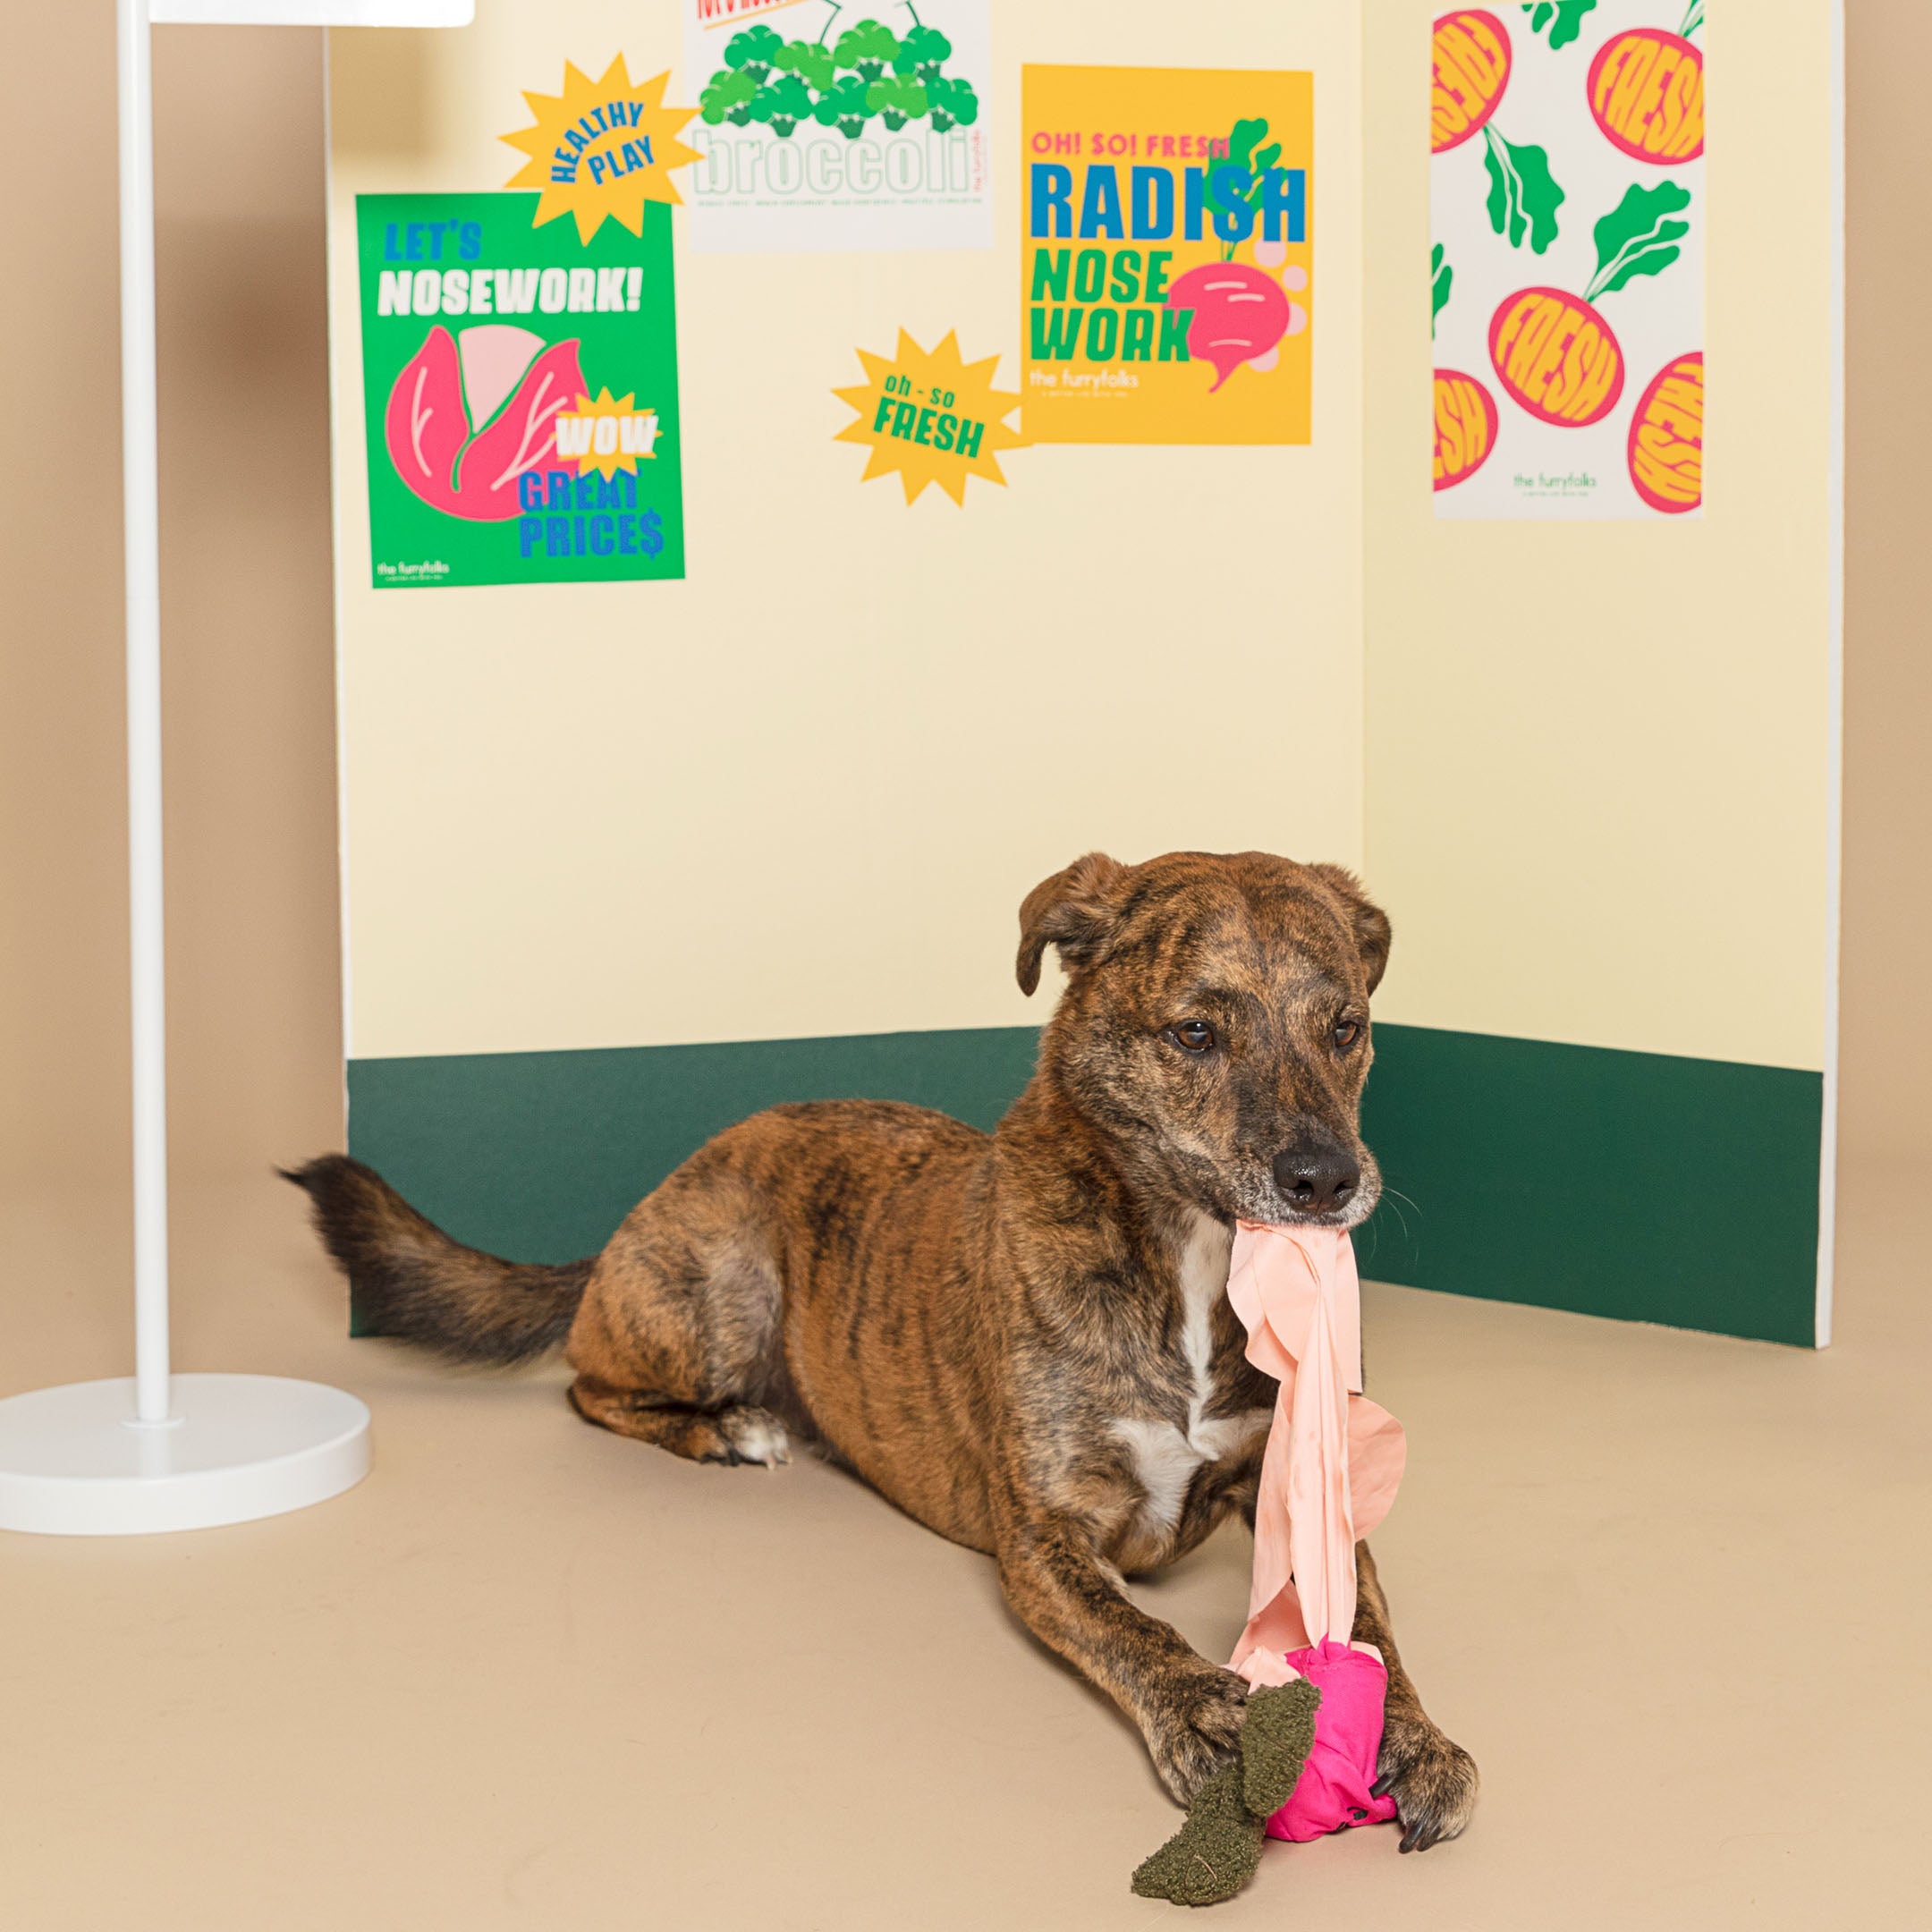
left=1358, top=1026, right=1820, bottom=1346
left=343, top=1029, right=1042, bottom=1313
left=345, top=1021, right=1822, bottom=1345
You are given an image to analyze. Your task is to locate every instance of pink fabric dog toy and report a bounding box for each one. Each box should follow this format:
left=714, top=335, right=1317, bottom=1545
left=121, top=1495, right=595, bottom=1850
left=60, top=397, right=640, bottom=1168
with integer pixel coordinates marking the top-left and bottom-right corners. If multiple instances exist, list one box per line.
left=1227, top=1221, right=1406, bottom=1840
left=1132, top=1224, right=1407, bottom=1903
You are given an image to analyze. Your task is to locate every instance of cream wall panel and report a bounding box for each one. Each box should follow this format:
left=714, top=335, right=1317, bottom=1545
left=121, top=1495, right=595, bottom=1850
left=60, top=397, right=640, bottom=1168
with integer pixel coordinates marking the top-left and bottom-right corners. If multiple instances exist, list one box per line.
left=329, top=0, right=1366, bottom=1060
left=1364, top=0, right=1836, bottom=1072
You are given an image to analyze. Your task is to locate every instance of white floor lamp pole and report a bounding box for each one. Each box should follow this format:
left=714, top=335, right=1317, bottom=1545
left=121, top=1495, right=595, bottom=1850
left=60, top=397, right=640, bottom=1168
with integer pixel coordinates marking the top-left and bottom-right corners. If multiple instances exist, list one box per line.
left=0, top=0, right=470, bottom=1535
left=122, top=0, right=173, bottom=1431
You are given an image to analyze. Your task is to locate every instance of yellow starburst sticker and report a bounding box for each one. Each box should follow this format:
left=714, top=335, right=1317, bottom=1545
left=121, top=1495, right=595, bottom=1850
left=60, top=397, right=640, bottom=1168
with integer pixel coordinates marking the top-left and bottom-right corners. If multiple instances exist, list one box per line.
left=502, top=55, right=700, bottom=243
left=555, top=388, right=663, bottom=480
left=833, top=331, right=1026, bottom=506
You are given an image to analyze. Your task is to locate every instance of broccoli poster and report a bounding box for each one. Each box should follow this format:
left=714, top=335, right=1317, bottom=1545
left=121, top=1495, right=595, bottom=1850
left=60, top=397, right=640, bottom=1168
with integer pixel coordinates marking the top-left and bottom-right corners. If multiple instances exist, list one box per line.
left=682, top=0, right=992, bottom=252
left=355, top=191, right=684, bottom=589
left=1431, top=3, right=1706, bottom=519
left=1020, top=66, right=1315, bottom=447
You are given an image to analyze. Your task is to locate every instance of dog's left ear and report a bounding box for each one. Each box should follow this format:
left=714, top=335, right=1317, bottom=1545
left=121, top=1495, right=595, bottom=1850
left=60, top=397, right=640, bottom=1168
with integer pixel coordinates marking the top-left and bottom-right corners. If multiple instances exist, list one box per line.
left=1017, top=852, right=1131, bottom=996
left=1309, top=865, right=1393, bottom=995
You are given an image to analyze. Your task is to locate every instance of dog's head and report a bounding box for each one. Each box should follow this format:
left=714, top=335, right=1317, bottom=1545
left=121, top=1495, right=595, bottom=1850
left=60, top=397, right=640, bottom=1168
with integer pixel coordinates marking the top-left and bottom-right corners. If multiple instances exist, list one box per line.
left=1017, top=851, right=1391, bottom=1228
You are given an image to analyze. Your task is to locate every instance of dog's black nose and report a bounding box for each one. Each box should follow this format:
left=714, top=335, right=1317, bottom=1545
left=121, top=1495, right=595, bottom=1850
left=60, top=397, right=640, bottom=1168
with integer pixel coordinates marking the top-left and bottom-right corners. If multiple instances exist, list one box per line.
left=1272, top=1142, right=1360, bottom=1216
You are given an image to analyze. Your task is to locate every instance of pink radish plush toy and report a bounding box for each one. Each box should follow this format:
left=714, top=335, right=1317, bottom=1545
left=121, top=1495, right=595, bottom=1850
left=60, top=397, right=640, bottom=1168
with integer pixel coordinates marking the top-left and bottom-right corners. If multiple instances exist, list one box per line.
left=1133, top=1224, right=1407, bottom=1905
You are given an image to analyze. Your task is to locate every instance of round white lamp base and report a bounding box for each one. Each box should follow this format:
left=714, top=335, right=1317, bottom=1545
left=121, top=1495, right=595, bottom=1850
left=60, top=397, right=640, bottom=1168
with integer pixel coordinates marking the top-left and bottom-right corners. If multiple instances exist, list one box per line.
left=0, top=1373, right=370, bottom=1536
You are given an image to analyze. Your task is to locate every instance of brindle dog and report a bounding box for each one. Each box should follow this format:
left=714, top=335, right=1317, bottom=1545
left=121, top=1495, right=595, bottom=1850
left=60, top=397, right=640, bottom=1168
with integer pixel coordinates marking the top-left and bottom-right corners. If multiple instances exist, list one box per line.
left=290, top=850, right=1478, bottom=1851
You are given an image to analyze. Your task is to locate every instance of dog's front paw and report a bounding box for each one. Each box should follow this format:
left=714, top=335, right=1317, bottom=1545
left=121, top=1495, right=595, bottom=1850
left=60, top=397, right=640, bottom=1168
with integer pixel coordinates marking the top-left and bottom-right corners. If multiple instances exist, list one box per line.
left=1373, top=1716, right=1478, bottom=1852
left=1145, top=1664, right=1250, bottom=1805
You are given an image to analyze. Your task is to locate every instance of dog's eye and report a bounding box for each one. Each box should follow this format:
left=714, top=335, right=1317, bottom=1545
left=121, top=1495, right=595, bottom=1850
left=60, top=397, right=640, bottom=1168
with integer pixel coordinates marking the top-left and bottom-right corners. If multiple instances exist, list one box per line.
left=1165, top=1020, right=1217, bottom=1055
left=1333, top=1021, right=1361, bottom=1051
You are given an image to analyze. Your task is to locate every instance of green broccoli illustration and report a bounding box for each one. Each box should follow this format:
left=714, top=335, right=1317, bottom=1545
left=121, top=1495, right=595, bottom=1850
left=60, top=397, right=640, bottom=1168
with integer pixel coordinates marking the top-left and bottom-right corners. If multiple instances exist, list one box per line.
left=814, top=72, right=875, bottom=139
left=751, top=72, right=816, bottom=139
left=776, top=38, right=836, bottom=94
left=834, top=19, right=900, bottom=84
left=894, top=23, right=952, bottom=82
left=866, top=75, right=928, bottom=131
left=925, top=73, right=979, bottom=134
left=724, top=23, right=784, bottom=84
left=699, top=69, right=759, bottom=127
left=713, top=6, right=971, bottom=144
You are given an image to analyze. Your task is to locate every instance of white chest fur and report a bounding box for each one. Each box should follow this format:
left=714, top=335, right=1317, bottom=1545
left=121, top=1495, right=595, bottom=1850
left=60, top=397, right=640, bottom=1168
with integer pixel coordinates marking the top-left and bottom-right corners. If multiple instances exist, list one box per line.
left=1109, top=1213, right=1269, bottom=1534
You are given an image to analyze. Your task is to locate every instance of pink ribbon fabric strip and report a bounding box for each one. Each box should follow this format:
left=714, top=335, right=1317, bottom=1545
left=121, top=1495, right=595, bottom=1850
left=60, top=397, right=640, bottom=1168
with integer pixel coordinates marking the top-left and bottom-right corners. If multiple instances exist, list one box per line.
left=1226, top=1224, right=1406, bottom=1690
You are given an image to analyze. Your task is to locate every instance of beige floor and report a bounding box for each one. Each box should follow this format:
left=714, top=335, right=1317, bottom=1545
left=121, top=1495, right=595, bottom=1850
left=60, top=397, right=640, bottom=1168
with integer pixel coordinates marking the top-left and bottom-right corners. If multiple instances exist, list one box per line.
left=2, top=1164, right=1925, bottom=1932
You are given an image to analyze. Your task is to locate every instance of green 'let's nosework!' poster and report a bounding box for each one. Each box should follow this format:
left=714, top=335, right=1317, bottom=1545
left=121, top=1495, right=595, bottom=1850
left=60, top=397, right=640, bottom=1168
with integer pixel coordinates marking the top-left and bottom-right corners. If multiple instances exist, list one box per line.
left=356, top=191, right=686, bottom=588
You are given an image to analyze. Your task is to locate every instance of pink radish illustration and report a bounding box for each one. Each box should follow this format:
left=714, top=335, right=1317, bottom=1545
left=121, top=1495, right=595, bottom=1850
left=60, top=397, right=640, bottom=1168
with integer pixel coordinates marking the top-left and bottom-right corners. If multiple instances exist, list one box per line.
left=385, top=326, right=471, bottom=516
left=1166, top=264, right=1292, bottom=394
left=1167, top=117, right=1311, bottom=394
left=386, top=326, right=586, bottom=521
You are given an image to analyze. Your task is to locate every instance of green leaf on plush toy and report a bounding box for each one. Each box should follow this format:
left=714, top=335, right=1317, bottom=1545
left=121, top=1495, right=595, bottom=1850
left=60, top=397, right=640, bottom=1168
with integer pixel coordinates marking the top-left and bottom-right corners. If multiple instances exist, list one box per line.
left=1240, top=1679, right=1321, bottom=1818
left=1130, top=1681, right=1324, bottom=1907
left=1131, top=1764, right=1262, bottom=1907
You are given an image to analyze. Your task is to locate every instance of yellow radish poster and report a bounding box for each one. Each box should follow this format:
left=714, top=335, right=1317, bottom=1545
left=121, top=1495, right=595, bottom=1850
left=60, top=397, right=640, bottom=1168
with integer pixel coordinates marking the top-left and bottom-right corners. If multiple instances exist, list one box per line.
left=1431, top=3, right=1705, bottom=517
left=1021, top=65, right=1315, bottom=445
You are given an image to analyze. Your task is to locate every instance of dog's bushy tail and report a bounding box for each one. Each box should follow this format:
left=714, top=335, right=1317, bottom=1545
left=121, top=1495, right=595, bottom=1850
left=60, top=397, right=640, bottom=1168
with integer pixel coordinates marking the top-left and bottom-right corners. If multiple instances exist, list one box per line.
left=283, top=1155, right=592, bottom=1365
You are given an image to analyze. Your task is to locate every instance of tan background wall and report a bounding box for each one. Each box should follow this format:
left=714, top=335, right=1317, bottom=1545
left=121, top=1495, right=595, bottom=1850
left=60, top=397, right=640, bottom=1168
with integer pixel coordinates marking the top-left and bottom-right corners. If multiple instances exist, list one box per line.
left=1840, top=0, right=1932, bottom=1179
left=0, top=12, right=342, bottom=1214
left=1, top=2, right=1926, bottom=1226
left=1364, top=0, right=1837, bottom=1074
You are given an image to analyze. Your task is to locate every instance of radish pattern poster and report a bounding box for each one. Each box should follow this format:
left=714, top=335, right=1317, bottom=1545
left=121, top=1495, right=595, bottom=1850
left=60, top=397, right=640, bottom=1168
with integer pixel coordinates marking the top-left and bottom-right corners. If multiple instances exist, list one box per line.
left=1021, top=65, right=1314, bottom=446
left=356, top=192, right=684, bottom=588
left=1431, top=3, right=1705, bottom=519
left=682, top=0, right=992, bottom=252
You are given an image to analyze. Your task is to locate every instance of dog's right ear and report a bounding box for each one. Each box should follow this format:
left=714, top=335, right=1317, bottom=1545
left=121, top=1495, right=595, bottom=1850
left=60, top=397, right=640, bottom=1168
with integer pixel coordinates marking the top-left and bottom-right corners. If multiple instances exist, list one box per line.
left=1016, top=852, right=1131, bottom=996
